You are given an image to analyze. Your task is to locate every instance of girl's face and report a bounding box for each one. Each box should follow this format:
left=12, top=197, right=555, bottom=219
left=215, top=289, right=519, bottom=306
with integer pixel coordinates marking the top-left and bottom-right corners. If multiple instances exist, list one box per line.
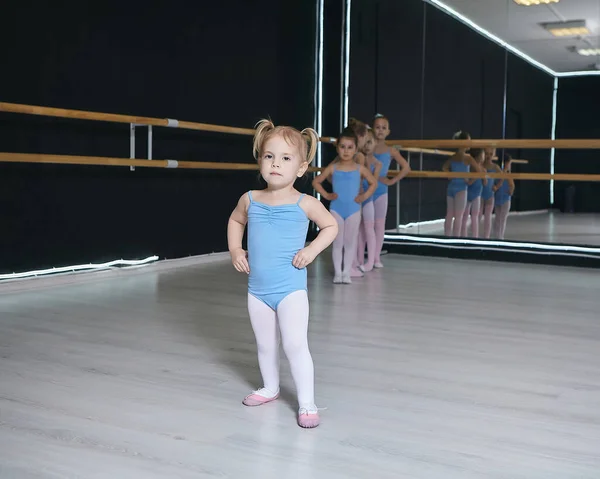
left=259, top=134, right=308, bottom=188
left=484, top=147, right=496, bottom=161
left=336, top=137, right=357, bottom=162
left=373, top=119, right=390, bottom=140
left=362, top=133, right=375, bottom=155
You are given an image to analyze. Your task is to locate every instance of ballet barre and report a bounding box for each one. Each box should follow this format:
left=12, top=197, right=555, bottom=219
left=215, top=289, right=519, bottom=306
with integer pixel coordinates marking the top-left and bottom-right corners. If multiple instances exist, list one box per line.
left=0, top=152, right=594, bottom=182
left=0, top=102, right=257, bottom=137
left=1, top=102, right=598, bottom=151
left=390, top=139, right=600, bottom=149
left=394, top=146, right=530, bottom=164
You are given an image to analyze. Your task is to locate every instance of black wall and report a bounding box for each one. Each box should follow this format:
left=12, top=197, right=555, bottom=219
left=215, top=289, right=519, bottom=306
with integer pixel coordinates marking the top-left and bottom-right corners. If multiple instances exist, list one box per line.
left=349, top=0, right=553, bottom=227
left=555, top=76, right=600, bottom=213
left=0, top=0, right=316, bottom=273
left=504, top=55, right=553, bottom=213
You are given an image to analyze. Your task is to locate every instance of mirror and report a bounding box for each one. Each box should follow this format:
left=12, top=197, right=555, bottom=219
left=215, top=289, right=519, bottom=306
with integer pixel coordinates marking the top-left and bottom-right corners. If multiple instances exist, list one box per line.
left=382, top=0, right=598, bottom=248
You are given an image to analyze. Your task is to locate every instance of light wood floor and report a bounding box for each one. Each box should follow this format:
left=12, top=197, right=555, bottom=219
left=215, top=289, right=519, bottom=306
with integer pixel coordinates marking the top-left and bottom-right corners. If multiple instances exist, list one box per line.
left=1, top=254, right=599, bottom=478
left=397, top=212, right=600, bottom=246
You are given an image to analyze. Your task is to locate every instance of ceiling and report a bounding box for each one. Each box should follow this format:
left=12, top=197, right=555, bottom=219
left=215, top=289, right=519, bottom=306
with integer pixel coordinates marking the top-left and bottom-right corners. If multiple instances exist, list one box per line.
left=431, top=0, right=600, bottom=73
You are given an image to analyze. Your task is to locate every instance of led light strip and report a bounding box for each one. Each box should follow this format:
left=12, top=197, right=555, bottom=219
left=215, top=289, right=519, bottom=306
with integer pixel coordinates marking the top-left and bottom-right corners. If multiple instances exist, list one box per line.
left=550, top=77, right=558, bottom=204
left=426, top=0, right=600, bottom=78
left=0, top=255, right=159, bottom=281
left=342, top=0, right=351, bottom=128
left=390, top=241, right=600, bottom=260
left=313, top=0, right=325, bottom=206
left=384, top=233, right=600, bottom=254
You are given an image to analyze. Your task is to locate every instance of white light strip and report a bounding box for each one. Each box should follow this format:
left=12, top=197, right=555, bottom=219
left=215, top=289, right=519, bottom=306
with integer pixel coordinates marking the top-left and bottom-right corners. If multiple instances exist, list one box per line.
left=342, top=0, right=351, bottom=128
left=314, top=0, right=324, bottom=200
left=383, top=233, right=600, bottom=254
left=391, top=241, right=600, bottom=261
left=550, top=77, right=558, bottom=204
left=397, top=218, right=445, bottom=229
left=427, top=0, right=554, bottom=76
left=0, top=255, right=159, bottom=281
left=427, top=0, right=600, bottom=78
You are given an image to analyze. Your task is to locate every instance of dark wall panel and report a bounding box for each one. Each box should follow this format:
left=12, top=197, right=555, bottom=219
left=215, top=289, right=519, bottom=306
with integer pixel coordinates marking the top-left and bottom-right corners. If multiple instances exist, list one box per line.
left=505, top=55, right=553, bottom=212
left=0, top=0, right=316, bottom=273
left=555, top=76, right=600, bottom=213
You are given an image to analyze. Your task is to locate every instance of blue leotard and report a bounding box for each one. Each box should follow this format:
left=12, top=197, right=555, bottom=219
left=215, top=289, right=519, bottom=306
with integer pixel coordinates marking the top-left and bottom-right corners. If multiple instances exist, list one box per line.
left=495, top=177, right=512, bottom=206
left=467, top=177, right=483, bottom=202
left=447, top=160, right=469, bottom=198
left=330, top=165, right=361, bottom=219
left=373, top=151, right=392, bottom=201
left=481, top=168, right=496, bottom=201
left=247, top=191, right=309, bottom=311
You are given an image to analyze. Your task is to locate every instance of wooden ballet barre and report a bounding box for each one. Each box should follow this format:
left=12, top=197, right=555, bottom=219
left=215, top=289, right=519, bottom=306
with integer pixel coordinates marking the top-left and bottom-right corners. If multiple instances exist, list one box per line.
left=0, top=153, right=259, bottom=170
left=0, top=102, right=339, bottom=144
left=395, top=146, right=454, bottom=156
left=390, top=139, right=600, bottom=149
left=389, top=170, right=600, bottom=182
left=0, top=152, right=593, bottom=182
left=0, top=102, right=256, bottom=137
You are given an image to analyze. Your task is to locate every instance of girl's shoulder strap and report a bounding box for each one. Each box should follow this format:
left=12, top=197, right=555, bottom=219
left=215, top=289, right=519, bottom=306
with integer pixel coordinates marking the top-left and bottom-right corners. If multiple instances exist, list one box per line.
left=247, top=190, right=254, bottom=202
left=296, top=193, right=306, bottom=205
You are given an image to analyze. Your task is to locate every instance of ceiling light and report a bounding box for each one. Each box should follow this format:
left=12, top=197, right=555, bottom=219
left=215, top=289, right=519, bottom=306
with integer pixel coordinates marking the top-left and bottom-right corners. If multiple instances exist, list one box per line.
left=578, top=48, right=600, bottom=56
left=543, top=20, right=590, bottom=37
left=514, top=0, right=559, bottom=5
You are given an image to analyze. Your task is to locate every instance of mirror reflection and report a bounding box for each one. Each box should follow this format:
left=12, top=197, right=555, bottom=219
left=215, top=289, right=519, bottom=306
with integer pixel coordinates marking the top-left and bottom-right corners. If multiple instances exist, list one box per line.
left=347, top=0, right=598, bottom=248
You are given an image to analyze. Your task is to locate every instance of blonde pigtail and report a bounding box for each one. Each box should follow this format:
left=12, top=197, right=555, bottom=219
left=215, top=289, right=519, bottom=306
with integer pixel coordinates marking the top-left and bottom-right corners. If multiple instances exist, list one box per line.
left=301, top=127, right=320, bottom=165
left=253, top=119, right=275, bottom=160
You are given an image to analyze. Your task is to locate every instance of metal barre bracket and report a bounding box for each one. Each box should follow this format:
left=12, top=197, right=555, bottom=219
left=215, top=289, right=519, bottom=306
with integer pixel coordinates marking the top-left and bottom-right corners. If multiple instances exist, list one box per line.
left=129, top=123, right=153, bottom=171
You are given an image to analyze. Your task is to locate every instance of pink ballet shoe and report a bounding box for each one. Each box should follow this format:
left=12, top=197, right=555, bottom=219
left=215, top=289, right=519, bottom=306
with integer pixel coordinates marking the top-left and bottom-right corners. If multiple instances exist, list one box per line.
left=242, top=388, right=279, bottom=407
left=359, top=263, right=373, bottom=273
left=298, top=406, right=320, bottom=428
left=350, top=268, right=364, bottom=278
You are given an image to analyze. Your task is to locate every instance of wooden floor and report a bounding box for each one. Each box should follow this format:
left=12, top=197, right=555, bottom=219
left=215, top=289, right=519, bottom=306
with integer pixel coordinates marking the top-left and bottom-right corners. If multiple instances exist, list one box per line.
left=397, top=212, right=600, bottom=246
left=1, top=254, right=600, bottom=478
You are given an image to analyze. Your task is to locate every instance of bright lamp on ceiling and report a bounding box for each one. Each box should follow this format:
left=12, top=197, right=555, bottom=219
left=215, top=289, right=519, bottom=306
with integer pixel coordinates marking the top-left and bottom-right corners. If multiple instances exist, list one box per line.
left=578, top=48, right=600, bottom=56
left=543, top=20, right=590, bottom=37
left=514, top=0, right=559, bottom=5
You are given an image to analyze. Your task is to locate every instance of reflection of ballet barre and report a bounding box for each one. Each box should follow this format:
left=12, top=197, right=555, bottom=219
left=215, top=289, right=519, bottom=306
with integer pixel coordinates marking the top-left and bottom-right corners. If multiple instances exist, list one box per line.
left=0, top=153, right=593, bottom=182
left=394, top=146, right=530, bottom=164
left=390, top=170, right=600, bottom=182
left=391, top=139, right=600, bottom=149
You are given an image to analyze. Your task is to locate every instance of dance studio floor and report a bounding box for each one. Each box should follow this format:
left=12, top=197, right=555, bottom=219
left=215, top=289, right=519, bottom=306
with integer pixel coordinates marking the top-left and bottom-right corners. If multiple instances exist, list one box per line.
left=1, top=253, right=599, bottom=478
left=396, top=211, right=600, bottom=246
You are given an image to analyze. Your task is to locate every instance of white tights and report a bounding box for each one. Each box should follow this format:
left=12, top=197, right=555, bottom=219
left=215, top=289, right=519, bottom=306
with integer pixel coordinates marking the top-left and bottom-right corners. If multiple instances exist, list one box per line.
left=373, top=194, right=388, bottom=264
left=461, top=197, right=481, bottom=238
left=494, top=200, right=511, bottom=240
left=247, top=290, right=314, bottom=407
left=356, top=201, right=376, bottom=271
left=482, top=198, right=495, bottom=239
left=445, top=191, right=467, bottom=237
left=331, top=210, right=361, bottom=278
